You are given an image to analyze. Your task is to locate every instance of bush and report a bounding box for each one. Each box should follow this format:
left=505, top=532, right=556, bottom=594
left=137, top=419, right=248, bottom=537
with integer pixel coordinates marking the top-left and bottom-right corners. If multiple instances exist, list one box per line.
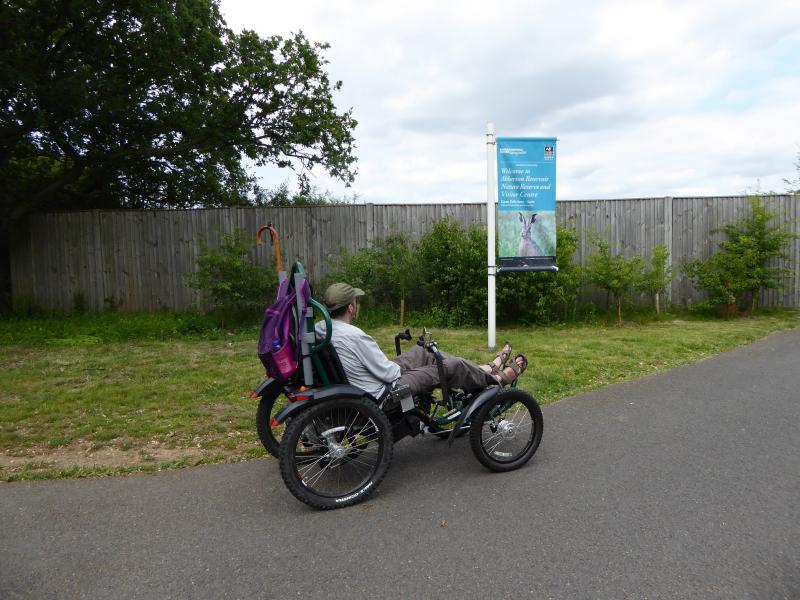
left=684, top=197, right=796, bottom=314
left=584, top=233, right=644, bottom=325
left=684, top=248, right=748, bottom=311
left=326, top=233, right=419, bottom=324
left=415, top=218, right=487, bottom=326
left=636, top=245, right=673, bottom=315
left=326, top=217, right=486, bottom=327
left=326, top=217, right=584, bottom=327
left=497, top=224, right=582, bottom=324
left=185, top=229, right=274, bottom=324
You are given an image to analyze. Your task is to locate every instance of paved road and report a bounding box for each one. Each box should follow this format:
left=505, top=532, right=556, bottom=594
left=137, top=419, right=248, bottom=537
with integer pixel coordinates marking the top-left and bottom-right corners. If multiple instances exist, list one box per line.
left=2, top=330, right=799, bottom=599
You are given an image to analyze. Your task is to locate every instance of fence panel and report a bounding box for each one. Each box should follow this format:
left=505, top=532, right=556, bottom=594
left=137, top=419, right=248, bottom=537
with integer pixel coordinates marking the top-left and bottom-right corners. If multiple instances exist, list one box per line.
left=9, top=196, right=799, bottom=311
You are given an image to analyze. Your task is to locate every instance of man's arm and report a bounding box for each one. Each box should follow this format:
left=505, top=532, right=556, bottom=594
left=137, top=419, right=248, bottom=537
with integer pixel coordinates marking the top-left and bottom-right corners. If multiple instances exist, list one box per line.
left=352, top=330, right=401, bottom=383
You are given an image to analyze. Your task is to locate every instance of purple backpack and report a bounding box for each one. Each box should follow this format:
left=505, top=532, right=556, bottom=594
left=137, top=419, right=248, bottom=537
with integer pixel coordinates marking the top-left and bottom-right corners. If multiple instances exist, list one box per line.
left=257, top=278, right=310, bottom=381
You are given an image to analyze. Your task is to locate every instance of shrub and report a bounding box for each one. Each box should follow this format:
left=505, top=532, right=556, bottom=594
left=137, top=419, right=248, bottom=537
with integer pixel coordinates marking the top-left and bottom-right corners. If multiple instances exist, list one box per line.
left=497, top=224, right=582, bottom=324
left=683, top=247, right=749, bottom=312
left=684, top=197, right=796, bottom=314
left=325, top=244, right=380, bottom=297
left=326, top=233, right=419, bottom=324
left=185, top=229, right=274, bottom=325
left=585, top=233, right=644, bottom=325
left=636, top=245, right=673, bottom=315
left=326, top=218, right=584, bottom=327
left=415, top=218, right=487, bottom=326
left=324, top=217, right=487, bottom=327
left=372, top=234, right=420, bottom=325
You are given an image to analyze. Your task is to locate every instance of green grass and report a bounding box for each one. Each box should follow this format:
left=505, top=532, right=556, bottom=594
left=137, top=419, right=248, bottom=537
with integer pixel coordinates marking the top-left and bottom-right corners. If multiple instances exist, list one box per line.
left=0, top=311, right=259, bottom=345
left=1, top=310, right=798, bottom=481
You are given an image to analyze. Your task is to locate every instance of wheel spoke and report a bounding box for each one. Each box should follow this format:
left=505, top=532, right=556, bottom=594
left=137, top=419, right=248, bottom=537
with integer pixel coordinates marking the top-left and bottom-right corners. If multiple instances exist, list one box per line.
left=297, top=453, right=331, bottom=477
left=347, top=419, right=376, bottom=443
left=480, top=400, right=535, bottom=461
left=289, top=403, right=384, bottom=499
left=304, top=459, right=336, bottom=487
left=485, top=439, right=505, bottom=455
left=340, top=409, right=362, bottom=441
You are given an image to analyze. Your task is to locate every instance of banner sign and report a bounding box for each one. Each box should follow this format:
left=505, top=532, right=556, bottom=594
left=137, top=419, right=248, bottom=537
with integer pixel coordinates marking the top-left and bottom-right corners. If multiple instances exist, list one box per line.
left=496, top=137, right=557, bottom=272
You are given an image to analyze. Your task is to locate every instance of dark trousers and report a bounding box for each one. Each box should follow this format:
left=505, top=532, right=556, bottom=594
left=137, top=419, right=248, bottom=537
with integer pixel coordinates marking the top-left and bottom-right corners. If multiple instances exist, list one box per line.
left=391, top=345, right=494, bottom=396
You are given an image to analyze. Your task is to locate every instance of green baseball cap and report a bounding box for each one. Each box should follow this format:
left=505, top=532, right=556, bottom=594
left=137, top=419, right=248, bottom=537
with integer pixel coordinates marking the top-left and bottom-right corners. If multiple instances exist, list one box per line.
left=323, top=282, right=365, bottom=312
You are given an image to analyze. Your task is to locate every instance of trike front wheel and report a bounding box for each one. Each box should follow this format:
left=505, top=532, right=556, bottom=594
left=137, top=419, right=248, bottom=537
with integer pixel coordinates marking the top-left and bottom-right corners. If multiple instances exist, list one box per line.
left=469, top=389, right=543, bottom=472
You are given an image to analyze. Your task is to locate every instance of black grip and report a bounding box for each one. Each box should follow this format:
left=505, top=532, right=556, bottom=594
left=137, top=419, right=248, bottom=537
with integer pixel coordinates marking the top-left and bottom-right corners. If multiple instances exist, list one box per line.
left=395, top=329, right=412, bottom=356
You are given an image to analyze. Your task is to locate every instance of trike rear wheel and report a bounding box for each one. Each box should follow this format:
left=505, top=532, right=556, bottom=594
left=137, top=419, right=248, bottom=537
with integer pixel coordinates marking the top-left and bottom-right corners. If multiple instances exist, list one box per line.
left=278, top=397, right=393, bottom=509
left=255, top=392, right=288, bottom=457
left=469, top=389, right=543, bottom=472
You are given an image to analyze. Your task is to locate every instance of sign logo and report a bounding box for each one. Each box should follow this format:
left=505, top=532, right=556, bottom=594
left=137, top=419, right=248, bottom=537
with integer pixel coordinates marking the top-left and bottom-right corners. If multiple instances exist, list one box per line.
left=544, top=145, right=554, bottom=160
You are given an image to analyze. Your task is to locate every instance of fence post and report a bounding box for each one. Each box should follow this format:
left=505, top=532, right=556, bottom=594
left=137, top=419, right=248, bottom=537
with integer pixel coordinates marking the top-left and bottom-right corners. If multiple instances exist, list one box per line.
left=8, top=216, right=34, bottom=309
left=366, top=203, right=375, bottom=246
left=664, top=196, right=673, bottom=303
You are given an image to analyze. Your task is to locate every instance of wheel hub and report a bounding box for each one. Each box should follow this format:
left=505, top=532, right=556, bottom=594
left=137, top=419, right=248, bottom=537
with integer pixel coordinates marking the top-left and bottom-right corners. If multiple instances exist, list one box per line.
left=320, top=426, right=350, bottom=460
left=497, top=419, right=516, bottom=439
left=328, top=441, right=348, bottom=460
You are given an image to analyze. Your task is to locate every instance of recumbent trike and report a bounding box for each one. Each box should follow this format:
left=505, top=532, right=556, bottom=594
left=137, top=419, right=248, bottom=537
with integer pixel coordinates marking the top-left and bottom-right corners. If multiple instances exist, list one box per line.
left=251, top=226, right=543, bottom=510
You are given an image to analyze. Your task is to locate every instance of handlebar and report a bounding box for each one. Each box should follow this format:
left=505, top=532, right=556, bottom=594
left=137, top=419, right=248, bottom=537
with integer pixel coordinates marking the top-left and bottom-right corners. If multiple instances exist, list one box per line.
left=396, top=327, right=449, bottom=405
left=395, top=327, right=440, bottom=356
left=394, top=329, right=411, bottom=356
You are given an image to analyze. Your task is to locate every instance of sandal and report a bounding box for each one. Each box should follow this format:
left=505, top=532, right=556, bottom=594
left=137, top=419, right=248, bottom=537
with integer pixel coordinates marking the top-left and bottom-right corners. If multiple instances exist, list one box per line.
left=509, top=353, right=528, bottom=377
left=494, top=353, right=528, bottom=386
left=482, top=342, right=513, bottom=375
left=494, top=341, right=513, bottom=368
left=489, top=362, right=508, bottom=383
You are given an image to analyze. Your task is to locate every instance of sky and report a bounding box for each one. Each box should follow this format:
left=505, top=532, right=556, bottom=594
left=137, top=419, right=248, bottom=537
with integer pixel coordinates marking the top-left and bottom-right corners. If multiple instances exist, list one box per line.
left=220, top=0, right=800, bottom=203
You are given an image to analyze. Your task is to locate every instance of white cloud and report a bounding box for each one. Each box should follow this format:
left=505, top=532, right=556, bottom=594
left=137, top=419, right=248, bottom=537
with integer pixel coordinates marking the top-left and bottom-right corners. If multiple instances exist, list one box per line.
left=221, top=0, right=800, bottom=202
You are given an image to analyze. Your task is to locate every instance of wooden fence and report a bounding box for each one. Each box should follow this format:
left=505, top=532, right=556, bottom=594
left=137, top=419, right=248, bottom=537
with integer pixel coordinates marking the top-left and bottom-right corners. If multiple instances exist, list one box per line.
left=9, top=195, right=800, bottom=311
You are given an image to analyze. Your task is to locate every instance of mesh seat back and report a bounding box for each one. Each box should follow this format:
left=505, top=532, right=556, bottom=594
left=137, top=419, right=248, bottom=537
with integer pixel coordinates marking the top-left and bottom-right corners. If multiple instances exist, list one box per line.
left=313, top=340, right=350, bottom=385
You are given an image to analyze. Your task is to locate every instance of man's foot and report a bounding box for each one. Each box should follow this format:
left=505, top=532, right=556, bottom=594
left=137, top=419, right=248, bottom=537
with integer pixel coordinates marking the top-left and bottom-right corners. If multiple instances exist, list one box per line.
left=480, top=341, right=513, bottom=374
left=492, top=354, right=528, bottom=386
left=493, top=341, right=512, bottom=369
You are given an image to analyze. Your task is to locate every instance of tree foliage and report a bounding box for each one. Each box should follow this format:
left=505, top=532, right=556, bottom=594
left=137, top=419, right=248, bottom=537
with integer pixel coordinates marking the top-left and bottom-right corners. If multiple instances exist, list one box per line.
left=185, top=228, right=274, bottom=323
left=684, top=197, right=796, bottom=313
left=497, top=224, right=582, bottom=324
left=253, top=182, right=356, bottom=207
left=636, top=245, right=673, bottom=314
left=0, top=0, right=357, bottom=222
left=327, top=217, right=583, bottom=326
left=327, top=233, right=418, bottom=324
left=585, top=234, right=644, bottom=325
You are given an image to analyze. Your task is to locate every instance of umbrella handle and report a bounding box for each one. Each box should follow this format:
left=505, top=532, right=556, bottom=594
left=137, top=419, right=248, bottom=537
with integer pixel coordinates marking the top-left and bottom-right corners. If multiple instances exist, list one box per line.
left=256, top=223, right=284, bottom=273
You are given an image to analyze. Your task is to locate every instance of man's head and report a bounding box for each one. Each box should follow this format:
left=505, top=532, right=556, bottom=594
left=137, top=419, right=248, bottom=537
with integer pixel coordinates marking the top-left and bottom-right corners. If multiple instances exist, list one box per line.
left=323, top=282, right=365, bottom=321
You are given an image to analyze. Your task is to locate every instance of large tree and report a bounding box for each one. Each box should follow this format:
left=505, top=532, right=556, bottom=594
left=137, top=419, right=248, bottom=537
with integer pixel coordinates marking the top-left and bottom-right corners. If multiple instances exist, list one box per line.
left=0, top=0, right=357, bottom=220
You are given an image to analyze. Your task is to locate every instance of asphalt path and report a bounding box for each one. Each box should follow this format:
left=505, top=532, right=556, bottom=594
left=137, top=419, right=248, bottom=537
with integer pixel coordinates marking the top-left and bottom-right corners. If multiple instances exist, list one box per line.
left=2, top=329, right=799, bottom=599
